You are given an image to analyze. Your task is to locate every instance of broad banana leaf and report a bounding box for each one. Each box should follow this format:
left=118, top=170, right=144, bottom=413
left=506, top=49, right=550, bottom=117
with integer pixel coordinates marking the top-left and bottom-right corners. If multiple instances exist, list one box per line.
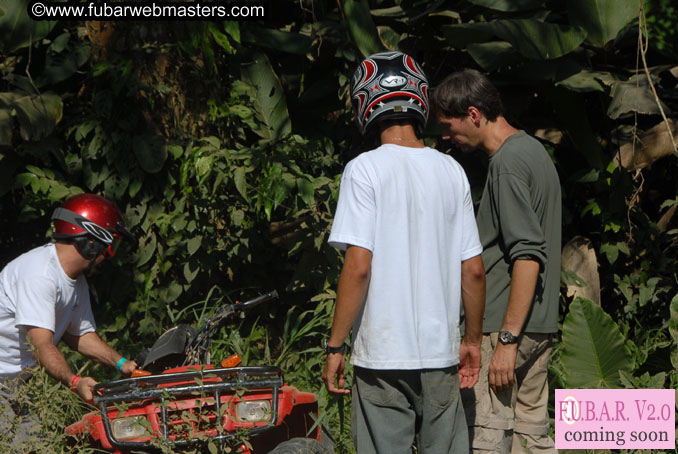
left=568, top=0, right=638, bottom=47
left=241, top=25, right=313, bottom=55
left=342, top=0, right=384, bottom=58
left=0, top=0, right=56, bottom=53
left=466, top=0, right=544, bottom=12
left=442, top=23, right=495, bottom=48
left=560, top=298, right=633, bottom=388
left=0, top=92, right=63, bottom=142
left=492, top=19, right=587, bottom=60
left=607, top=74, right=670, bottom=119
left=467, top=41, right=521, bottom=71
left=240, top=51, right=291, bottom=141
left=555, top=69, right=613, bottom=93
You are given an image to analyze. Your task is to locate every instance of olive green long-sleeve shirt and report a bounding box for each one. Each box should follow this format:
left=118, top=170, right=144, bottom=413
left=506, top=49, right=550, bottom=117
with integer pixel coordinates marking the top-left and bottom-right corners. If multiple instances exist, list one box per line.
left=477, top=131, right=562, bottom=333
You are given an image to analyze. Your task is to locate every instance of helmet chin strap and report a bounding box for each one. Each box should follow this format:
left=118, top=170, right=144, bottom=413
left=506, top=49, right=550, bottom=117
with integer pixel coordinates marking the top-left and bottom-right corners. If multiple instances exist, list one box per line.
left=73, top=237, right=106, bottom=275
left=84, top=257, right=98, bottom=277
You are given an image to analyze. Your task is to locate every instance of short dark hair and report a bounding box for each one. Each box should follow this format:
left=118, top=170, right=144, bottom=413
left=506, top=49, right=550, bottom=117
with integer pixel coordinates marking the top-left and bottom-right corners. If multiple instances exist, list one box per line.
left=431, top=69, right=504, bottom=121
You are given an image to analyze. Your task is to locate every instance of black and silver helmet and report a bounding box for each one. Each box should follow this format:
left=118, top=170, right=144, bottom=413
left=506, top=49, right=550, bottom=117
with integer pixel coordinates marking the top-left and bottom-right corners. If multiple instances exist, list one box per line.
left=350, top=51, right=429, bottom=135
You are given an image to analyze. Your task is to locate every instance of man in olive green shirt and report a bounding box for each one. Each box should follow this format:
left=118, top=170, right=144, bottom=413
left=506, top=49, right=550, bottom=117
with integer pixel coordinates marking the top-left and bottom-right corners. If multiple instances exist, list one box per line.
left=432, top=69, right=561, bottom=454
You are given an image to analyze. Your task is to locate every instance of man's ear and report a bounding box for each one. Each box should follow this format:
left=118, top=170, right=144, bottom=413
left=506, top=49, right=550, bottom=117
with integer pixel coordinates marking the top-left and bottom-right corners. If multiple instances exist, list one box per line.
left=467, top=106, right=482, bottom=126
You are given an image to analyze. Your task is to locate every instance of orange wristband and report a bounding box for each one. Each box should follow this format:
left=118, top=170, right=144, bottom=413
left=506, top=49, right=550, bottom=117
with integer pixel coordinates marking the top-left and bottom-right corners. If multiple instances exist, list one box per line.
left=70, top=375, right=82, bottom=391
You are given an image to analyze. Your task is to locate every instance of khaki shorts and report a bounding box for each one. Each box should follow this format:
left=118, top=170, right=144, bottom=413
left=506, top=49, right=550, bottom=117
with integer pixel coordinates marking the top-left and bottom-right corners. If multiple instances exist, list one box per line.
left=461, top=332, right=556, bottom=454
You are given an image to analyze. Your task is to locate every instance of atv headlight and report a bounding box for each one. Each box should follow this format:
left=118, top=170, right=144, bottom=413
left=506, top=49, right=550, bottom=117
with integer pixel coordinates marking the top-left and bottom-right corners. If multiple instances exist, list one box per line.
left=112, top=416, right=149, bottom=440
left=235, top=400, right=272, bottom=423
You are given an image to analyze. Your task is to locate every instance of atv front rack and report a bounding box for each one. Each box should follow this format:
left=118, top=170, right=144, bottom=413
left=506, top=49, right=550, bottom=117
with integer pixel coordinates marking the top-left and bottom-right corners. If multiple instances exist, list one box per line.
left=93, top=366, right=284, bottom=451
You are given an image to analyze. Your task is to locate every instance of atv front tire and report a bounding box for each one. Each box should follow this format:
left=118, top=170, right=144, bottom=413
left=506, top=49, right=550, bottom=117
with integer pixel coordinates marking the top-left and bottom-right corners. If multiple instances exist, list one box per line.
left=268, top=437, right=334, bottom=454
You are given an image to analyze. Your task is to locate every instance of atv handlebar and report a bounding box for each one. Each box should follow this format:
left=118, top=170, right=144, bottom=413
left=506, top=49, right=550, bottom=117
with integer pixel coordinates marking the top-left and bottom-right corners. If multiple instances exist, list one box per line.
left=209, top=289, right=279, bottom=322
left=236, top=289, right=279, bottom=310
left=184, top=290, right=280, bottom=366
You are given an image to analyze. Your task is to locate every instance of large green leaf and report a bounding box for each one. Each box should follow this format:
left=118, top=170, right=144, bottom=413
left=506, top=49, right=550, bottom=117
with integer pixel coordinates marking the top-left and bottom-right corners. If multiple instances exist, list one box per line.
left=37, top=35, right=91, bottom=87
left=10, top=93, right=63, bottom=141
left=560, top=298, right=633, bottom=388
left=466, top=0, right=544, bottom=12
left=240, top=51, right=291, bottom=141
left=607, top=74, right=670, bottom=119
left=241, top=24, right=313, bottom=55
left=377, top=25, right=401, bottom=51
left=555, top=69, right=612, bottom=93
left=492, top=19, right=587, bottom=60
left=467, top=41, right=522, bottom=71
left=0, top=0, right=56, bottom=53
left=442, top=23, right=495, bottom=48
left=567, top=0, right=638, bottom=47
left=342, top=0, right=384, bottom=58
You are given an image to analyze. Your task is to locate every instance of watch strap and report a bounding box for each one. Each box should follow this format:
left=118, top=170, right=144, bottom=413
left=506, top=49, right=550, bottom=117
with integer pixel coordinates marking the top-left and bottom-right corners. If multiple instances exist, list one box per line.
left=323, top=340, right=347, bottom=354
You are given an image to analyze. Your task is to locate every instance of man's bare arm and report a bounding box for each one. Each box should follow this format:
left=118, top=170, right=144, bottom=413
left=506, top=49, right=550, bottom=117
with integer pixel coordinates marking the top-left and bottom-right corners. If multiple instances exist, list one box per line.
left=26, top=326, right=97, bottom=401
left=459, top=254, right=485, bottom=389
left=63, top=331, right=137, bottom=375
left=26, top=327, right=74, bottom=384
left=322, top=245, right=371, bottom=395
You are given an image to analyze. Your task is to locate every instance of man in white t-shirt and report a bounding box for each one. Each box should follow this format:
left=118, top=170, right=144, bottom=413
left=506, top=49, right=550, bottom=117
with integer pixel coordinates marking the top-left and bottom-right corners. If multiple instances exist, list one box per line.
left=0, top=194, right=138, bottom=405
left=321, top=51, right=486, bottom=454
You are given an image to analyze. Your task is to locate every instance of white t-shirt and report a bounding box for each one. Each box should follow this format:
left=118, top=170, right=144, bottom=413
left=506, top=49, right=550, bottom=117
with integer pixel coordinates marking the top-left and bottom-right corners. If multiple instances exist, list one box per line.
left=328, top=144, right=482, bottom=369
left=0, top=243, right=96, bottom=380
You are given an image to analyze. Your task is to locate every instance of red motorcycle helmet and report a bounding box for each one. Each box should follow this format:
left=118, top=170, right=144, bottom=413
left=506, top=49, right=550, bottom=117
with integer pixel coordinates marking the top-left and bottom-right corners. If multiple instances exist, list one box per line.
left=52, top=194, right=134, bottom=259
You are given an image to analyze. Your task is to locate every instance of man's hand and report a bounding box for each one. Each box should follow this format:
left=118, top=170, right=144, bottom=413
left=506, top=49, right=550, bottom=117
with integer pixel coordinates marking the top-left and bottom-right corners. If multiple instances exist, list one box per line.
left=74, top=376, right=98, bottom=403
left=488, top=342, right=517, bottom=393
left=119, top=359, right=138, bottom=377
left=459, top=339, right=481, bottom=389
left=322, top=353, right=350, bottom=396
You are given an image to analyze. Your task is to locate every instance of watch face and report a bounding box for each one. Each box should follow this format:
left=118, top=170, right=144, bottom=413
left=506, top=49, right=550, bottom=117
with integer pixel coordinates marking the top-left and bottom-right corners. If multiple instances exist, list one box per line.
left=499, top=330, right=515, bottom=344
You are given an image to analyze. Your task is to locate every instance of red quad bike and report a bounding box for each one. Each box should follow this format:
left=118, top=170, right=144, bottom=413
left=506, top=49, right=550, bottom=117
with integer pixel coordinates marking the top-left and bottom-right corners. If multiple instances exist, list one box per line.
left=66, top=291, right=334, bottom=454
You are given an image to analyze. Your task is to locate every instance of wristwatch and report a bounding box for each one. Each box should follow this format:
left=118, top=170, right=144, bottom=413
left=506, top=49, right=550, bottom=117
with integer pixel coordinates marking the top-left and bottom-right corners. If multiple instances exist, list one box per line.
left=323, top=340, right=347, bottom=355
left=498, top=330, right=518, bottom=345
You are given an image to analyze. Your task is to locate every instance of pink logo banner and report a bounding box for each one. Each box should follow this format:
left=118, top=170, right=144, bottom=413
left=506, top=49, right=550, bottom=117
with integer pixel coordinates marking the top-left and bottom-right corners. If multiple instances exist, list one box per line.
left=555, top=389, right=675, bottom=450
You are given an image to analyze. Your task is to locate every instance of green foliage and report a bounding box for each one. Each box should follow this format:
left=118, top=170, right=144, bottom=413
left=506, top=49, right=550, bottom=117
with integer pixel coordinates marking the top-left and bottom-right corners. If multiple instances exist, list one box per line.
left=465, top=0, right=543, bottom=12
left=240, top=51, right=292, bottom=141
left=0, top=0, right=56, bottom=53
left=645, top=0, right=678, bottom=54
left=0, top=92, right=63, bottom=143
left=492, top=20, right=588, bottom=60
left=560, top=298, right=634, bottom=388
left=0, top=369, right=96, bottom=453
left=342, top=0, right=385, bottom=58
left=567, top=0, right=639, bottom=47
